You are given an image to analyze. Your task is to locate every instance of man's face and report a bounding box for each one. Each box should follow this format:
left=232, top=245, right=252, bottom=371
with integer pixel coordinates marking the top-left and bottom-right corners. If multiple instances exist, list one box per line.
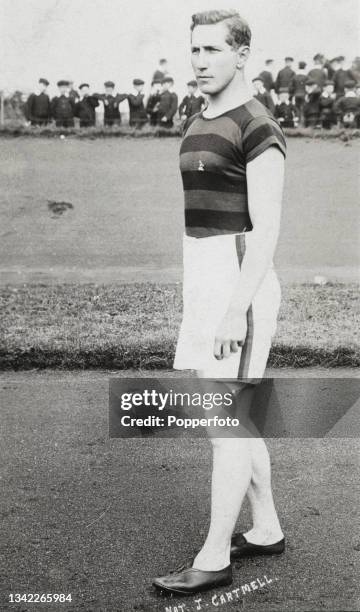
left=58, top=85, right=68, bottom=95
left=324, top=84, right=334, bottom=95
left=279, top=92, right=289, bottom=103
left=305, top=84, right=315, bottom=94
left=191, top=22, right=244, bottom=95
left=252, top=79, right=263, bottom=93
left=162, top=81, right=170, bottom=92
left=187, top=85, right=197, bottom=95
left=331, top=60, right=340, bottom=72
left=152, top=83, right=161, bottom=93
left=38, top=83, right=47, bottom=93
left=105, top=87, right=114, bottom=95
left=134, top=84, right=143, bottom=93
left=80, top=86, right=89, bottom=96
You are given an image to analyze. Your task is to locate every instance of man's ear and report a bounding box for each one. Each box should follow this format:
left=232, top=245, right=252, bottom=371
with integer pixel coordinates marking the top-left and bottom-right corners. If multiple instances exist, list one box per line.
left=236, top=45, right=250, bottom=69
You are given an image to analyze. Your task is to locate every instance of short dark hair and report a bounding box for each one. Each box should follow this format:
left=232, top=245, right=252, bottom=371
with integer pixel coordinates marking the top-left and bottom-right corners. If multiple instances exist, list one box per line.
left=190, top=9, right=251, bottom=49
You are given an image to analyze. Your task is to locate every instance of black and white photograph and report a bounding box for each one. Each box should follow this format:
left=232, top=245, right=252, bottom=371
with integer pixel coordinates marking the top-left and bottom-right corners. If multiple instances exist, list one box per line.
left=0, top=1, right=359, bottom=610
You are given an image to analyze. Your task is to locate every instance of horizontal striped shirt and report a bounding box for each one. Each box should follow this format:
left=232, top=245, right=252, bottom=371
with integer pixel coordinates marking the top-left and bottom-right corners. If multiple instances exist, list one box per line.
left=179, top=97, right=287, bottom=238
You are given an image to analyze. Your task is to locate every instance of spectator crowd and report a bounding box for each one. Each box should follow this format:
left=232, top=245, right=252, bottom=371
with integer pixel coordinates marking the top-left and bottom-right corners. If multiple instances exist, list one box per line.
left=21, top=55, right=360, bottom=130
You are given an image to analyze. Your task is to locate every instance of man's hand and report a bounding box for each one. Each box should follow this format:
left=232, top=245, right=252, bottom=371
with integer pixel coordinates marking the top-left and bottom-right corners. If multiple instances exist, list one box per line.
left=160, top=116, right=168, bottom=123
left=214, top=309, right=248, bottom=360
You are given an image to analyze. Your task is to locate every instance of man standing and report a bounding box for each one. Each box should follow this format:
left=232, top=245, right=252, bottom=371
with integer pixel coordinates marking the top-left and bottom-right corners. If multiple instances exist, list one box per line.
left=127, top=79, right=148, bottom=128
left=153, top=9, right=286, bottom=596
left=51, top=80, right=76, bottom=128
left=333, top=56, right=355, bottom=98
left=289, top=61, right=308, bottom=124
left=303, top=78, right=321, bottom=127
left=24, top=78, right=51, bottom=126
left=252, top=76, right=275, bottom=114
left=259, top=59, right=275, bottom=93
left=307, top=54, right=328, bottom=89
left=74, top=83, right=99, bottom=127
left=275, top=56, right=295, bottom=93
left=96, top=81, right=127, bottom=126
left=146, top=80, right=162, bottom=126
left=157, top=76, right=178, bottom=128
left=179, top=80, right=206, bottom=120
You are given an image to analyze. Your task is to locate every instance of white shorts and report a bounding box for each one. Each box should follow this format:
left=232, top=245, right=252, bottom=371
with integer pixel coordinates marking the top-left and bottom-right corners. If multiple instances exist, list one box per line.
left=173, top=232, right=281, bottom=379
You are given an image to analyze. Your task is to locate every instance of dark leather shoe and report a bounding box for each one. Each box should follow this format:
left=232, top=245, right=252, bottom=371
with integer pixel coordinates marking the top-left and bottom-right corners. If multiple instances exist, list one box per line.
left=230, top=533, right=285, bottom=559
left=153, top=564, right=232, bottom=595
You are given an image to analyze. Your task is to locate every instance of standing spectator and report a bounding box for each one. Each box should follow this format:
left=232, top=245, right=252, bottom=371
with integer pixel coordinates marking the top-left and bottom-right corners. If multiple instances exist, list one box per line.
left=146, top=80, right=162, bottom=126
left=274, top=88, right=298, bottom=127
left=351, top=57, right=360, bottom=86
left=179, top=80, right=205, bottom=120
left=334, top=80, right=360, bottom=128
left=51, top=80, right=76, bottom=128
left=74, top=84, right=99, bottom=127
left=303, top=79, right=321, bottom=127
left=275, top=57, right=295, bottom=93
left=307, top=54, right=328, bottom=89
left=289, top=61, right=308, bottom=124
left=24, top=78, right=51, bottom=126
left=157, top=77, right=178, bottom=128
left=333, top=56, right=355, bottom=98
left=96, top=81, right=127, bottom=126
left=319, top=81, right=337, bottom=129
left=326, top=56, right=340, bottom=81
left=152, top=59, right=169, bottom=83
left=128, top=79, right=148, bottom=128
left=259, top=59, right=275, bottom=92
left=68, top=81, right=79, bottom=101
left=252, top=76, right=275, bottom=114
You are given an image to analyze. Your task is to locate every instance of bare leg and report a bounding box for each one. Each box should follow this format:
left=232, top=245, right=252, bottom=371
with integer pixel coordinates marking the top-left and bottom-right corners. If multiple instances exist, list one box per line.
left=243, top=438, right=284, bottom=544
left=192, top=436, right=252, bottom=571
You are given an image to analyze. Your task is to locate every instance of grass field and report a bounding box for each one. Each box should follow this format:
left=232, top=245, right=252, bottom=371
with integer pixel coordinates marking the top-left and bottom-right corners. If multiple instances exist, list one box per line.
left=0, top=137, right=359, bottom=283
left=0, top=282, right=358, bottom=369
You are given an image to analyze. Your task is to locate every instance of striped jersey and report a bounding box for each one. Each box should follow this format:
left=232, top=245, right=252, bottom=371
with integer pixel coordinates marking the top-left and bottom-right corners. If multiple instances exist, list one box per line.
left=179, top=97, right=287, bottom=238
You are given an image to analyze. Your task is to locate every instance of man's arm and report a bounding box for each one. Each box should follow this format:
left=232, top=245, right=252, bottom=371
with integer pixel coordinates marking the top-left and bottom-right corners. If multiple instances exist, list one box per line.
left=214, top=147, right=284, bottom=359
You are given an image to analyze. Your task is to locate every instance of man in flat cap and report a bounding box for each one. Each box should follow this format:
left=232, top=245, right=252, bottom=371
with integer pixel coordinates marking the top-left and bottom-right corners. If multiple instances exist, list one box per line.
left=274, top=88, right=298, bottom=128
left=259, top=59, right=275, bottom=93
left=157, top=76, right=178, bottom=128
left=127, top=79, right=148, bottom=128
left=307, top=54, right=328, bottom=89
left=319, top=80, right=337, bottom=129
left=289, top=61, right=308, bottom=124
left=74, top=83, right=99, bottom=127
left=179, top=80, right=206, bottom=120
left=333, top=56, right=357, bottom=98
left=303, top=79, right=321, bottom=127
left=334, top=80, right=360, bottom=127
left=146, top=80, right=162, bottom=126
left=95, top=81, right=128, bottom=127
left=252, top=76, right=275, bottom=114
left=275, top=57, right=295, bottom=94
left=24, top=78, right=51, bottom=126
left=51, top=80, right=76, bottom=128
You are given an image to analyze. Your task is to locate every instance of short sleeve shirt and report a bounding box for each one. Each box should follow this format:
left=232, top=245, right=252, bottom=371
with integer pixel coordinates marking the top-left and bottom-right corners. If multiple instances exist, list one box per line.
left=179, top=97, right=287, bottom=238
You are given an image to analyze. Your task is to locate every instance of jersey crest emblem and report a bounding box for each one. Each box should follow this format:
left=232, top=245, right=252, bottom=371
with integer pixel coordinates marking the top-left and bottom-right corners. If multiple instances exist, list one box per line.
left=198, top=160, right=205, bottom=171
